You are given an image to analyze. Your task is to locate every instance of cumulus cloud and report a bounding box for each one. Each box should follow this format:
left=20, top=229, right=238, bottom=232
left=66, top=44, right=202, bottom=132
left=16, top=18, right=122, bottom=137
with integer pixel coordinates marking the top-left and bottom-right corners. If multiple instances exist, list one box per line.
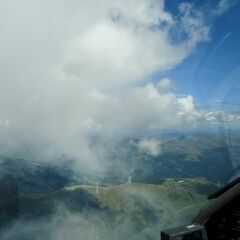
left=86, top=84, right=200, bottom=138
left=0, top=0, right=237, bottom=170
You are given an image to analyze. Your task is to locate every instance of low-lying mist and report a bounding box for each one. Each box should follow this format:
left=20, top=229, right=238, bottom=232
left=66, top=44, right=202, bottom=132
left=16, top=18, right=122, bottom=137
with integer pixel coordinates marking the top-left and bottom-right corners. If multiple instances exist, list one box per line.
left=0, top=206, right=158, bottom=240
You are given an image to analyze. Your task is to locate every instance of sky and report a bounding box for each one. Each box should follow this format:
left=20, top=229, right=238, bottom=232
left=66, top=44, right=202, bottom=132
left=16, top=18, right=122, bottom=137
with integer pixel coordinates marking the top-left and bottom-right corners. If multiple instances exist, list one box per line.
left=160, top=0, right=240, bottom=108
left=0, top=0, right=239, bottom=169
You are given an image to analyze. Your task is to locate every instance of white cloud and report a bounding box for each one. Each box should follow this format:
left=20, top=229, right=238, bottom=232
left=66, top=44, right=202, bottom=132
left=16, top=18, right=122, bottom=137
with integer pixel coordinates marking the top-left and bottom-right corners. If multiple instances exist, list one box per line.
left=85, top=84, right=201, bottom=138
left=157, top=78, right=173, bottom=91
left=204, top=111, right=240, bottom=124
left=0, top=0, right=236, bottom=170
left=135, top=138, right=162, bottom=156
left=178, top=2, right=210, bottom=49
left=178, top=95, right=195, bottom=113
left=212, top=0, right=237, bottom=17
